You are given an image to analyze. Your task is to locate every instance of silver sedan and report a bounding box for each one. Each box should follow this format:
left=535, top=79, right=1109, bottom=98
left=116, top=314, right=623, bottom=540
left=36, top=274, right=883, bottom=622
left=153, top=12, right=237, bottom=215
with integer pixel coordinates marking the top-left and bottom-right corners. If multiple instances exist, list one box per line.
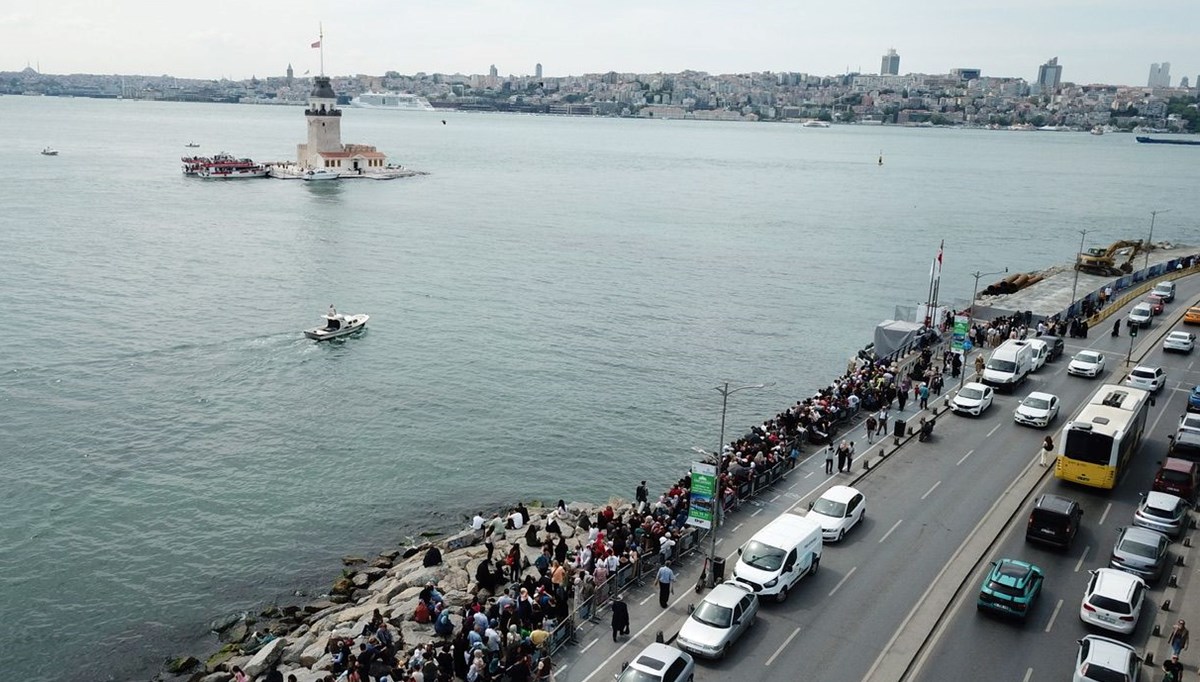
left=675, top=581, right=759, bottom=659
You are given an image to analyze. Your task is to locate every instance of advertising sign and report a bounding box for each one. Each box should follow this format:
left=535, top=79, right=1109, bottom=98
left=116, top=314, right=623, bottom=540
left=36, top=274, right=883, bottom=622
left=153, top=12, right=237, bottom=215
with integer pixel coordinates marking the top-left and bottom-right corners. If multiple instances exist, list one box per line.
left=951, top=315, right=970, bottom=353
left=686, top=462, right=717, bottom=529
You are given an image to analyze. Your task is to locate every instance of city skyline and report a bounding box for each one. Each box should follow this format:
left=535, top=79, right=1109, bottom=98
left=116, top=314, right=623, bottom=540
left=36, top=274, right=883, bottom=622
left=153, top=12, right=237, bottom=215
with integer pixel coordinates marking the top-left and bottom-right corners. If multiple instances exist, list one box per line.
left=3, top=0, right=1197, bottom=86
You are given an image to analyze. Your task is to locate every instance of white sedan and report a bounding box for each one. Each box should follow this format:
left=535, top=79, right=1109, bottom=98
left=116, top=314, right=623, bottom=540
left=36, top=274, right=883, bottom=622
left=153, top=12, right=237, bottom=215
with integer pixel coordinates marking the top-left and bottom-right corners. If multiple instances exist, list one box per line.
left=1164, top=331, right=1196, bottom=353
left=1014, top=391, right=1060, bottom=428
left=951, top=382, right=994, bottom=416
left=806, top=485, right=865, bottom=542
left=1068, top=350, right=1106, bottom=378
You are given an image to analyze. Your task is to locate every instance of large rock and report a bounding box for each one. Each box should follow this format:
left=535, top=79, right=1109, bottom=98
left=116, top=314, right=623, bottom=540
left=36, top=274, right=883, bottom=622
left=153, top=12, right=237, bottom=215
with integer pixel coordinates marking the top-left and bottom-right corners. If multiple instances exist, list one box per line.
left=443, top=528, right=482, bottom=551
left=164, top=655, right=201, bottom=674
left=304, top=599, right=339, bottom=615
left=351, top=572, right=371, bottom=588
left=280, top=631, right=314, bottom=666
left=218, top=621, right=249, bottom=645
left=331, top=577, right=355, bottom=596
left=281, top=669, right=330, bottom=682
left=299, top=639, right=329, bottom=668
left=242, top=637, right=287, bottom=679
left=332, top=602, right=379, bottom=625
left=199, top=673, right=233, bottom=682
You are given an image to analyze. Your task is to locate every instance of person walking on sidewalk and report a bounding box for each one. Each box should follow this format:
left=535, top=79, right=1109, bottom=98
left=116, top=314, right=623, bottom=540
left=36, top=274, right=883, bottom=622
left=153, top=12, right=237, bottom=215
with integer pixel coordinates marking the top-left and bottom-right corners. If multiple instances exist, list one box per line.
left=918, top=383, right=930, bottom=410
left=877, top=408, right=889, bottom=438
left=1163, top=654, right=1183, bottom=682
left=656, top=564, right=675, bottom=608
left=865, top=414, right=877, bottom=444
left=1170, top=620, right=1191, bottom=657
left=1040, top=435, right=1054, bottom=467
left=825, top=444, right=835, bottom=475
left=897, top=386, right=908, bottom=412
left=974, top=354, right=985, bottom=378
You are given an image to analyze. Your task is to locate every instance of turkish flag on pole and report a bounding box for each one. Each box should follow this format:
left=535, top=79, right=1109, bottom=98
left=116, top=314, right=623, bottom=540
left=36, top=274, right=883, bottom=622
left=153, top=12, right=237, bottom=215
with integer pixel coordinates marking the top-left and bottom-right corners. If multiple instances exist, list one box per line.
left=311, top=40, right=321, bottom=48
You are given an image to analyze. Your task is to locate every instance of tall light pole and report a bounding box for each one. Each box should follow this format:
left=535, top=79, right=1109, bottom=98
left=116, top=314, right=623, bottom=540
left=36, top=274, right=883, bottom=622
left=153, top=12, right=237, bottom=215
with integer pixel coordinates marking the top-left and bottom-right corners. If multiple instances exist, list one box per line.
left=1070, top=228, right=1090, bottom=310
left=961, top=268, right=1008, bottom=389
left=708, top=381, right=772, bottom=587
left=1144, top=209, right=1170, bottom=270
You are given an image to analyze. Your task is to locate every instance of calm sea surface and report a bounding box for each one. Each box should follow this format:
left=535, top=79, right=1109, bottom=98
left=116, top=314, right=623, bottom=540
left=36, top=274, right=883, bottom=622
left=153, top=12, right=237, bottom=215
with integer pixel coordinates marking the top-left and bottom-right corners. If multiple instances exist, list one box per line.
left=2, top=96, right=1199, bottom=680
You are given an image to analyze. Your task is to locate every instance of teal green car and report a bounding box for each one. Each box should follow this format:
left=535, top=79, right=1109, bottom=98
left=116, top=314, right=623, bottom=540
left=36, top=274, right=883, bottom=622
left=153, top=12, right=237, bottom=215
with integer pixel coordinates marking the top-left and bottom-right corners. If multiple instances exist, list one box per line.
left=976, top=558, right=1044, bottom=618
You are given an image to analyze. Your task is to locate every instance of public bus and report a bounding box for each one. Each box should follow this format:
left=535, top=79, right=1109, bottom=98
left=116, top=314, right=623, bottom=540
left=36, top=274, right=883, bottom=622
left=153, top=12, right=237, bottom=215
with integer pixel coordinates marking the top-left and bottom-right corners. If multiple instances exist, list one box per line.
left=1055, top=384, right=1152, bottom=490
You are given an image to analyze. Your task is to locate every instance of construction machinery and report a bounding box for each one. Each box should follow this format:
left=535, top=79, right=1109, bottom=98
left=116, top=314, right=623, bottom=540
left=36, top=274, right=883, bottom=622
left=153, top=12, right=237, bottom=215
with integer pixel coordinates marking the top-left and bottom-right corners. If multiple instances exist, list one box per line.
left=1075, top=239, right=1145, bottom=277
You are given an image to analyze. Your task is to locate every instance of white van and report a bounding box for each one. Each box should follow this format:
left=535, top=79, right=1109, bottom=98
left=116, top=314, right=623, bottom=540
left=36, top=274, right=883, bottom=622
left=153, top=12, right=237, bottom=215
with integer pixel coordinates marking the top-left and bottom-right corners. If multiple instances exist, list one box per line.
left=982, top=339, right=1033, bottom=391
left=731, top=512, right=822, bottom=603
left=1025, top=338, right=1049, bottom=371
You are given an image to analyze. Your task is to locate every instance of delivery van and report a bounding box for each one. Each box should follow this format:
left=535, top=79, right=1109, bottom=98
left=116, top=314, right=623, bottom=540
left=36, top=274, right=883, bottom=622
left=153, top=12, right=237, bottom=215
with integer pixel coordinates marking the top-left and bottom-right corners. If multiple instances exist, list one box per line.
left=731, top=512, right=822, bottom=603
left=982, top=339, right=1034, bottom=391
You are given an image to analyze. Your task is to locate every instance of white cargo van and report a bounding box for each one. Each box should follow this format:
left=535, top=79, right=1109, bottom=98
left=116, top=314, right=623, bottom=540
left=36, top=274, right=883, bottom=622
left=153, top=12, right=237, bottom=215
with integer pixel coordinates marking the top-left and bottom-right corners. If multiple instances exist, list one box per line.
left=731, top=512, right=822, bottom=603
left=982, top=339, right=1033, bottom=391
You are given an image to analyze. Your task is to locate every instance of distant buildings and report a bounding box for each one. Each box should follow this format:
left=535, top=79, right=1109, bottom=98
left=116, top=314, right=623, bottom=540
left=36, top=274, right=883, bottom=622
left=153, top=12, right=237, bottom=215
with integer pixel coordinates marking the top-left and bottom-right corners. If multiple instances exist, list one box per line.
left=286, top=63, right=293, bottom=86
left=1035, top=57, right=1062, bottom=94
left=489, top=64, right=498, bottom=79
left=535, top=63, right=543, bottom=79
left=1148, top=62, right=1171, bottom=88
left=880, top=48, right=900, bottom=76
left=1183, top=76, right=1191, bottom=89
left=950, top=68, right=982, bottom=81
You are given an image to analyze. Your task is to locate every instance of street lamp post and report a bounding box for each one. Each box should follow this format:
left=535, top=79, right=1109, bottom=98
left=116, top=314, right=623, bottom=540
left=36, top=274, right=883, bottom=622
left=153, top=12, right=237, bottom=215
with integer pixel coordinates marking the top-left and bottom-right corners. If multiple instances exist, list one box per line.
left=707, top=381, right=772, bottom=587
left=961, top=268, right=1008, bottom=389
left=1070, top=228, right=1090, bottom=310
left=1144, top=210, right=1170, bottom=270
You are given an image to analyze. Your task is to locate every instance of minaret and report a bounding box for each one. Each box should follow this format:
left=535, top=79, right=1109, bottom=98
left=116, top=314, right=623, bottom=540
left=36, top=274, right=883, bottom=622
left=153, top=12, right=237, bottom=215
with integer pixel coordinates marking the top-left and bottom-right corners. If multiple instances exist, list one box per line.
left=300, top=76, right=343, bottom=168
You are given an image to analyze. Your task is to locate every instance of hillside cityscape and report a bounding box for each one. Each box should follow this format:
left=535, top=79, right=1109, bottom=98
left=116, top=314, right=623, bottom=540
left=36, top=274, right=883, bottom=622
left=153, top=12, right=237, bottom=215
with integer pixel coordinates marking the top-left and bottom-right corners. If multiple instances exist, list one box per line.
left=5, top=50, right=1199, bottom=132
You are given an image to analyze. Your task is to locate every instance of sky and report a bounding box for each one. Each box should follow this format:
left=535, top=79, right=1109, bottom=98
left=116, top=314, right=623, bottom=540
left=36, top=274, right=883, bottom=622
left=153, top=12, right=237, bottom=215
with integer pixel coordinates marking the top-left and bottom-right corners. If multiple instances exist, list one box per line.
left=3, top=0, right=1198, bottom=87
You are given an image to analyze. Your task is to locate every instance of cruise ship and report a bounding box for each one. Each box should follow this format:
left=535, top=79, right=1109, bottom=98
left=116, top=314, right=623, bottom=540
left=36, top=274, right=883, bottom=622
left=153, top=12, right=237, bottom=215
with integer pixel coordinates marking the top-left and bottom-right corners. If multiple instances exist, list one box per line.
left=349, top=92, right=435, bottom=111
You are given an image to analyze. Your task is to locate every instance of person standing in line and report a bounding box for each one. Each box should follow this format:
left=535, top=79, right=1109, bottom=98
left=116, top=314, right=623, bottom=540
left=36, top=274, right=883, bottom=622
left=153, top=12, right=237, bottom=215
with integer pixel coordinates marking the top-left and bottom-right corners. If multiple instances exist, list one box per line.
left=825, top=444, right=835, bottom=475
left=865, top=414, right=877, bottom=444
left=877, top=408, right=889, bottom=438
left=635, top=481, right=649, bottom=514
left=1170, top=620, right=1191, bottom=657
left=1040, top=435, right=1054, bottom=467
left=656, top=563, right=675, bottom=608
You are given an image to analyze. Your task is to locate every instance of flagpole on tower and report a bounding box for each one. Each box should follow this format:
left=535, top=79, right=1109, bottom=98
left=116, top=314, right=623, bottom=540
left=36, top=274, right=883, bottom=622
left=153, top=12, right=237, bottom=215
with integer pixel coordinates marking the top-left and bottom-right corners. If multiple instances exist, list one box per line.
left=319, top=23, right=324, bottom=77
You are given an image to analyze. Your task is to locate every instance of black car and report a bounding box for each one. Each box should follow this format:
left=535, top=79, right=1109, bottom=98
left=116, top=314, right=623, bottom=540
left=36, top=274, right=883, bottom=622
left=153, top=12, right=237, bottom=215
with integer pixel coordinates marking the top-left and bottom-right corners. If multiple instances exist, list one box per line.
left=1025, top=494, right=1082, bottom=548
left=1036, top=334, right=1065, bottom=361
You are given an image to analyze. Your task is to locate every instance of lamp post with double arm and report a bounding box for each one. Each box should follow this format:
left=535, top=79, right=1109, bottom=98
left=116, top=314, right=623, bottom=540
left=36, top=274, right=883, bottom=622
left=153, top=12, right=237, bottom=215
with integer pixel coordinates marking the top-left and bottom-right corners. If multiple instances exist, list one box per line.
left=961, top=268, right=1008, bottom=389
left=1071, top=228, right=1090, bottom=311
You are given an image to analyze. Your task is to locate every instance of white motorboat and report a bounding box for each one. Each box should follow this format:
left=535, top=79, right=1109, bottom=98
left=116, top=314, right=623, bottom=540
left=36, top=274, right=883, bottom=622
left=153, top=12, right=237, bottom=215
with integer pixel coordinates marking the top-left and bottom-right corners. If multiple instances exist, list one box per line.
left=41, top=147, right=59, bottom=156
left=303, top=168, right=340, bottom=182
left=801, top=120, right=830, bottom=128
left=304, top=307, right=369, bottom=341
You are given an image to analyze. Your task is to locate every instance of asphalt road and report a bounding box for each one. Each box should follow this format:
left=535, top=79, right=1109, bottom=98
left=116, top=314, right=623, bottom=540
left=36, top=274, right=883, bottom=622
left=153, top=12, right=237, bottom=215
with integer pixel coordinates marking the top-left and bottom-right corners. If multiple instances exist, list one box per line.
left=561, top=277, right=1200, bottom=682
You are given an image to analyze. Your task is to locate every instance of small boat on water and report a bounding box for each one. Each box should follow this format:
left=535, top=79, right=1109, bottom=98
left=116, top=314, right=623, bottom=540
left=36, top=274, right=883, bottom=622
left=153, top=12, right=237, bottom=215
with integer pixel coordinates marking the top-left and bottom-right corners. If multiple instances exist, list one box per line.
left=304, top=306, right=369, bottom=341
left=1090, top=126, right=1104, bottom=136
left=1136, top=136, right=1200, bottom=146
left=41, top=147, right=58, bottom=156
left=185, top=142, right=200, bottom=148
left=801, top=120, right=830, bottom=128
left=303, top=168, right=340, bottom=182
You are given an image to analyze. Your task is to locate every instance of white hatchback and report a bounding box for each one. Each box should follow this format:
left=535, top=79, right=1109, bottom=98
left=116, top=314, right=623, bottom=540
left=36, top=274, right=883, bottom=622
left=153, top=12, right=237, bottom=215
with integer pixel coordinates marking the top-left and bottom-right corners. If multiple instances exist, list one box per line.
left=1073, top=635, right=1141, bottom=682
left=1164, top=331, right=1195, bottom=353
left=807, top=485, right=866, bottom=542
left=1123, top=366, right=1165, bottom=393
left=1080, top=568, right=1146, bottom=635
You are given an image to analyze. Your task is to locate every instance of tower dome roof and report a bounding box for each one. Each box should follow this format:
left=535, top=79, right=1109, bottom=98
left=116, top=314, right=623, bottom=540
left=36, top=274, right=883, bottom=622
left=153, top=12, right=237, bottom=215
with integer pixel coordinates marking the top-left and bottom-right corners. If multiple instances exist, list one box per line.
left=310, top=75, right=337, bottom=99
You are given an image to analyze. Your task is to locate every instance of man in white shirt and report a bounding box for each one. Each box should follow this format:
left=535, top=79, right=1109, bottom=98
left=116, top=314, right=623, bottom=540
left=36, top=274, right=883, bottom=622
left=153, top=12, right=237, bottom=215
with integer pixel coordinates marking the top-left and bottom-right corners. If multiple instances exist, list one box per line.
left=507, top=510, right=524, bottom=530
left=471, top=512, right=486, bottom=531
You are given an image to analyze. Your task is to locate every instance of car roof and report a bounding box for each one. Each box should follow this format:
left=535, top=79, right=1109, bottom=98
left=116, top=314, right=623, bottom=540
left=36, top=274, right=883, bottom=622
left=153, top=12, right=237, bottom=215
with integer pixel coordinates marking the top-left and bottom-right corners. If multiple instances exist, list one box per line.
left=1154, top=281, right=1175, bottom=289
left=1120, top=525, right=1167, bottom=544
left=1035, top=494, right=1078, bottom=513
left=1092, top=568, right=1142, bottom=596
left=992, top=558, right=1037, bottom=584
left=1145, top=490, right=1184, bottom=509
left=1161, top=458, right=1197, bottom=473
left=819, top=485, right=861, bottom=504
left=1025, top=338, right=1047, bottom=349
left=1131, top=365, right=1160, bottom=373
left=1025, top=391, right=1056, bottom=401
left=1168, top=331, right=1192, bottom=338
left=1081, top=635, right=1137, bottom=670
left=961, top=381, right=988, bottom=391
left=1075, top=350, right=1101, bottom=359
left=705, top=581, right=753, bottom=608
left=630, top=643, right=688, bottom=671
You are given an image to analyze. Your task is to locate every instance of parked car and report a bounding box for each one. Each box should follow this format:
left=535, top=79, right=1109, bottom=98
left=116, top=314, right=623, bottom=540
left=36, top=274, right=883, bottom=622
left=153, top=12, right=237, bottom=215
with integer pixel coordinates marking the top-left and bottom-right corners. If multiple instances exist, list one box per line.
left=1026, top=494, right=1083, bottom=548
left=675, top=581, right=758, bottom=659
left=1025, top=338, right=1050, bottom=371
left=1069, top=350, right=1106, bottom=378
left=617, top=643, right=695, bottom=682
left=1109, top=525, right=1169, bottom=583
left=1153, top=280, right=1177, bottom=302
left=1127, top=303, right=1154, bottom=328
left=1133, top=491, right=1189, bottom=539
left=1144, top=295, right=1165, bottom=315
left=1014, top=391, right=1060, bottom=428
left=1185, top=306, right=1200, bottom=325
left=806, top=485, right=865, bottom=542
left=1152, top=458, right=1198, bottom=504
left=951, top=382, right=994, bottom=416
left=976, top=558, right=1044, bottom=619
left=1080, top=567, right=1146, bottom=635
left=1036, top=334, right=1065, bottom=361
left=1169, top=413, right=1200, bottom=459
left=1073, top=635, right=1141, bottom=682
left=1164, top=331, right=1196, bottom=354
left=1189, top=387, right=1200, bottom=413
left=1123, top=366, right=1165, bottom=393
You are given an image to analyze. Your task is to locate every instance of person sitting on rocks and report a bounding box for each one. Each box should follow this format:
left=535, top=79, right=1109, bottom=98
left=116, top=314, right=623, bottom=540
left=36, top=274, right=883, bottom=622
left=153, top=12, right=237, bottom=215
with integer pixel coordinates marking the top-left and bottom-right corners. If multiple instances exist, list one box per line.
left=241, top=629, right=276, bottom=655
left=523, top=521, right=540, bottom=547
left=419, top=581, right=445, bottom=611
left=422, top=545, right=443, bottom=567
left=475, top=559, right=502, bottom=595
left=433, top=604, right=455, bottom=637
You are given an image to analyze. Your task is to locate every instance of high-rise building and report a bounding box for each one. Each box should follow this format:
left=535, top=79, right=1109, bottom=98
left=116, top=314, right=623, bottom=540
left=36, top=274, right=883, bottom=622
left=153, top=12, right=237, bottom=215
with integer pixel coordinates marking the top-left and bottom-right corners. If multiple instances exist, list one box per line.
left=1035, top=57, right=1062, bottom=94
left=535, top=63, right=543, bottom=79
left=1182, top=76, right=1190, bottom=89
left=880, top=48, right=900, bottom=76
left=286, top=63, right=293, bottom=86
left=1148, top=62, right=1171, bottom=87
left=489, top=64, right=498, bottom=78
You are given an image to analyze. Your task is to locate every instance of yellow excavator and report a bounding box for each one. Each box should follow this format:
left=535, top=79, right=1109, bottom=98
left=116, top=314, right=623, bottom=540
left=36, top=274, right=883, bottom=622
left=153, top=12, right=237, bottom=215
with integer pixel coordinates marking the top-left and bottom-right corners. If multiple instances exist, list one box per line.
left=1075, top=239, right=1146, bottom=277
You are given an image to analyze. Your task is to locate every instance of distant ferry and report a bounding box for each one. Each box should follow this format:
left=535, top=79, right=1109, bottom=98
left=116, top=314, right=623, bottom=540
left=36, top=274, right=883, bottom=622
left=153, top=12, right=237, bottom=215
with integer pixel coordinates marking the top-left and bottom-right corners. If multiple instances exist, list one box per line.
left=800, top=120, right=830, bottom=128
left=182, top=153, right=269, bottom=179
left=1136, top=136, right=1200, bottom=146
left=349, top=92, right=435, bottom=111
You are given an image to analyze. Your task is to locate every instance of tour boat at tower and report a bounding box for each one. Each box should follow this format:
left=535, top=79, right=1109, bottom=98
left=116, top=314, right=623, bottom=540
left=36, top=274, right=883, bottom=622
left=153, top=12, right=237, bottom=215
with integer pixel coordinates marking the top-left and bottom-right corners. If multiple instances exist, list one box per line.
left=181, top=153, right=269, bottom=179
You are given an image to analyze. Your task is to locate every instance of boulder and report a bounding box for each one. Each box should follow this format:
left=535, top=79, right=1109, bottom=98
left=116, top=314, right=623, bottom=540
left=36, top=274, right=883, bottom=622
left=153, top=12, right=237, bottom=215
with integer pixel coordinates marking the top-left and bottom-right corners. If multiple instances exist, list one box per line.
left=209, top=613, right=244, bottom=634
left=199, top=673, right=233, bottom=682
left=242, top=637, right=287, bottom=679
left=351, top=573, right=370, bottom=588
left=388, top=585, right=424, bottom=607
left=281, top=669, right=330, bottom=682
left=164, top=655, right=201, bottom=674
left=342, top=556, right=368, bottom=566
left=303, top=599, right=339, bottom=614
left=363, top=567, right=387, bottom=580
left=281, top=605, right=302, bottom=618
left=331, top=577, right=355, bottom=596
left=381, top=549, right=401, bottom=560
left=443, top=529, right=481, bottom=552
left=371, top=556, right=394, bottom=569
left=398, top=621, right=437, bottom=649
left=280, top=631, right=314, bottom=666
left=259, top=605, right=282, bottom=619
left=299, top=639, right=329, bottom=668
left=218, top=621, right=249, bottom=645
left=370, top=578, right=406, bottom=602
left=205, top=643, right=242, bottom=670
left=332, top=603, right=379, bottom=625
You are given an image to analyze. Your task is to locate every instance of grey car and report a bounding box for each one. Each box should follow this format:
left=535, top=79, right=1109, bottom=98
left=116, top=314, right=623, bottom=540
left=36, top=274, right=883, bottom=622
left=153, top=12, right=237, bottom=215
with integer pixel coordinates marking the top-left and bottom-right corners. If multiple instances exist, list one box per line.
left=1109, top=526, right=1170, bottom=582
left=617, top=643, right=695, bottom=682
left=675, top=580, right=759, bottom=659
left=1133, top=491, right=1188, bottom=539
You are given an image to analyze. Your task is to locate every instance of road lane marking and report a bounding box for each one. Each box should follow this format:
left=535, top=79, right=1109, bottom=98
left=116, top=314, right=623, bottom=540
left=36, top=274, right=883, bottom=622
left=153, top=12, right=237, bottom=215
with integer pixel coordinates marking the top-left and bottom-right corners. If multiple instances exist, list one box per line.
left=765, top=626, right=802, bottom=666
left=640, top=593, right=654, bottom=605
left=957, top=449, right=975, bottom=466
left=828, top=566, right=857, bottom=597
left=581, top=638, right=600, bottom=653
left=1022, top=667, right=1034, bottom=682
left=921, top=481, right=942, bottom=500
left=1044, top=599, right=1064, bottom=633
left=580, top=584, right=701, bottom=682
left=805, top=471, right=814, bottom=478
left=1074, top=545, right=1091, bottom=572
left=986, top=424, right=1001, bottom=438
left=715, top=538, right=723, bottom=545
left=879, top=519, right=903, bottom=543
left=771, top=494, right=781, bottom=502
left=1099, top=502, right=1112, bottom=526
left=558, top=665, right=569, bottom=675
left=751, top=508, right=763, bottom=517
left=789, top=481, right=798, bottom=490
left=732, top=522, right=744, bottom=532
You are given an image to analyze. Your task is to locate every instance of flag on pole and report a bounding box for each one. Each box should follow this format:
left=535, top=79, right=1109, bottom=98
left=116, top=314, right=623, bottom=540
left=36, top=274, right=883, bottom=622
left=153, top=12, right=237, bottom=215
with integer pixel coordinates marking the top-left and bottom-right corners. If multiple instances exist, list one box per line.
left=311, top=40, right=321, bottom=48
left=935, top=240, right=944, bottom=280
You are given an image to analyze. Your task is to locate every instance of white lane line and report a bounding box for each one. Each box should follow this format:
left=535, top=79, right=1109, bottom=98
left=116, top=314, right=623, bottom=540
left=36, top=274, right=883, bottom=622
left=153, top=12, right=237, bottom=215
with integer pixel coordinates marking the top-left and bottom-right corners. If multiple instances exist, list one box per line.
left=1044, top=599, right=1064, bottom=633
left=770, top=494, right=781, bottom=502
left=789, top=481, right=798, bottom=490
left=986, top=424, right=1001, bottom=438
left=1022, top=667, right=1034, bottom=682
left=558, top=665, right=569, bottom=675
left=828, top=566, right=858, bottom=597
left=715, top=538, right=723, bottom=546
left=751, top=508, right=763, bottom=517
left=579, top=585, right=701, bottom=682
left=957, top=449, right=975, bottom=466
left=921, top=481, right=942, bottom=500
left=732, top=522, right=744, bottom=532
left=765, top=626, right=802, bottom=667
left=1099, top=502, right=1112, bottom=526
left=581, top=637, right=600, bottom=653
left=804, top=471, right=814, bottom=478
left=879, top=519, right=903, bottom=544
left=1191, top=359, right=1196, bottom=371
left=640, top=593, right=654, bottom=606
left=1074, top=546, right=1091, bottom=573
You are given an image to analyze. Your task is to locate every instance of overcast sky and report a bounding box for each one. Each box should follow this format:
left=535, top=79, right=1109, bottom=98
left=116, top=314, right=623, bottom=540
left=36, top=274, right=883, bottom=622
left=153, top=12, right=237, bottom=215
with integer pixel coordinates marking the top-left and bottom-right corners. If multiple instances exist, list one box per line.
left=3, top=0, right=1197, bottom=86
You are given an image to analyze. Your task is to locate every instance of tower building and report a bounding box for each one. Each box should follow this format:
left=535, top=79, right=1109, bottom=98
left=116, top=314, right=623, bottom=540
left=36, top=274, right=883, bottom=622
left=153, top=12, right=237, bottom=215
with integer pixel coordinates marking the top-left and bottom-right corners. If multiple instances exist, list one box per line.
left=880, top=48, right=899, bottom=76
left=286, top=63, right=294, bottom=86
left=535, top=63, right=543, bottom=79
left=1035, top=57, right=1062, bottom=94
left=1148, top=62, right=1171, bottom=88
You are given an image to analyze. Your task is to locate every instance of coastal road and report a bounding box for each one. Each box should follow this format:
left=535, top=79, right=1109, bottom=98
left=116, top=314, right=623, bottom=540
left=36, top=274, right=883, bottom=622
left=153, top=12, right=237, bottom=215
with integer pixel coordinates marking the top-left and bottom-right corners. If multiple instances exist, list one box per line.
left=909, top=309, right=1200, bottom=681
left=559, top=277, right=1200, bottom=682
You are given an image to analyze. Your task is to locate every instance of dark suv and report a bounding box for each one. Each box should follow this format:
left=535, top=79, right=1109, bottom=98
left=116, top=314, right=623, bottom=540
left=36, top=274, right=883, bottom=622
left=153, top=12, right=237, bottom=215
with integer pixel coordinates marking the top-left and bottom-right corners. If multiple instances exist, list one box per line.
left=1036, top=334, right=1065, bottom=361
left=1026, top=494, right=1083, bottom=548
